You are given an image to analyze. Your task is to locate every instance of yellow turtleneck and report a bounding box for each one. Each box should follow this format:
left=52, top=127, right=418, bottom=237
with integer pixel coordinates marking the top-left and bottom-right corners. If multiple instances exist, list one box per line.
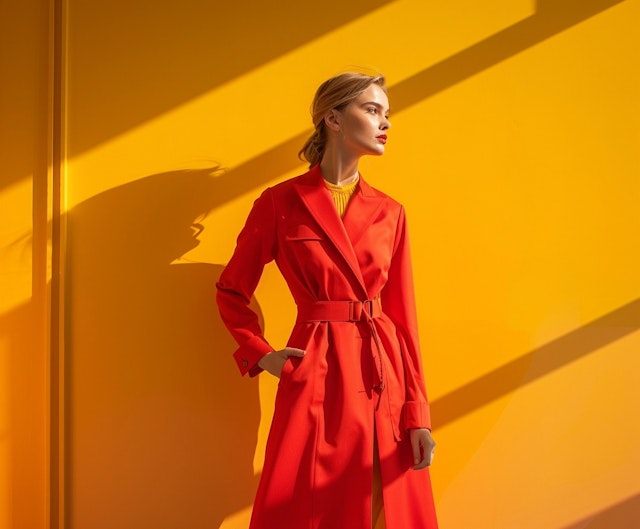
left=323, top=177, right=359, bottom=218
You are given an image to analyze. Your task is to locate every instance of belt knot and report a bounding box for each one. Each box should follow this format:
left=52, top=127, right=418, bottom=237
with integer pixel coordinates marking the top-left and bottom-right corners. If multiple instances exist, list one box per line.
left=348, top=297, right=381, bottom=321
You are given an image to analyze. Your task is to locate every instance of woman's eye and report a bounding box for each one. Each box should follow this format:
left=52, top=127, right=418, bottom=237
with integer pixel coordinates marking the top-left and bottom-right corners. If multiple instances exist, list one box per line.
left=367, top=107, right=377, bottom=114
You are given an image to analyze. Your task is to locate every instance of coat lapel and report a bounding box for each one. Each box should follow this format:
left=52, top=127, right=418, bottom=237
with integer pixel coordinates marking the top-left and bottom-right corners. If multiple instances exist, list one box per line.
left=294, top=166, right=368, bottom=297
left=342, top=177, right=386, bottom=249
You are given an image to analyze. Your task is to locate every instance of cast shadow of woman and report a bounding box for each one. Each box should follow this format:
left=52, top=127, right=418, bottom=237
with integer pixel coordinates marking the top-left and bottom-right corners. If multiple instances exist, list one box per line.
left=66, top=168, right=260, bottom=528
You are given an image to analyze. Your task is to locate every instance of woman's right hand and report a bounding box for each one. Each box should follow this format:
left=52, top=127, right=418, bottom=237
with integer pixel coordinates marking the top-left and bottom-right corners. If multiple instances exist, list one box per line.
left=258, top=347, right=306, bottom=378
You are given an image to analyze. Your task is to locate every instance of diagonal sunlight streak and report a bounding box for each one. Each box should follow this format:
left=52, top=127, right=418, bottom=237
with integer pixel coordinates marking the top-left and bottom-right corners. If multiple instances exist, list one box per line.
left=431, top=298, right=640, bottom=428
left=216, top=0, right=627, bottom=203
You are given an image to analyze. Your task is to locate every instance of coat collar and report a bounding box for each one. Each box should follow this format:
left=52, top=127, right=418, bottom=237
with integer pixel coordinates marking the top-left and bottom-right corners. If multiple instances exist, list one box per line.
left=293, top=165, right=385, bottom=298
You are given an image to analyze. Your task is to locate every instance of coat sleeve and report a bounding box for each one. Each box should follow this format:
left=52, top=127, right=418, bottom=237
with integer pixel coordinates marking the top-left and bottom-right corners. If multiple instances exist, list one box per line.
left=381, top=206, right=432, bottom=431
left=216, top=188, right=277, bottom=376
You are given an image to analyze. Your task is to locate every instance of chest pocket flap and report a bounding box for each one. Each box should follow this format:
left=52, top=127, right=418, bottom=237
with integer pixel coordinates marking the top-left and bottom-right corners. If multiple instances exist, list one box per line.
left=285, top=224, right=323, bottom=241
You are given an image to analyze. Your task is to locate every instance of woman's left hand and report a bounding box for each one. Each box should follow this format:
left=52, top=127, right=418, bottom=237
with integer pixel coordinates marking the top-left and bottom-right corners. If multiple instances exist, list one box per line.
left=410, top=428, right=436, bottom=470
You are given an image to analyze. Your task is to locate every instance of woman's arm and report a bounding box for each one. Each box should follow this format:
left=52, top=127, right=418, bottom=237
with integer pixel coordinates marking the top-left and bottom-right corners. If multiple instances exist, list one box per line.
left=216, top=188, right=278, bottom=376
left=380, top=206, right=432, bottom=431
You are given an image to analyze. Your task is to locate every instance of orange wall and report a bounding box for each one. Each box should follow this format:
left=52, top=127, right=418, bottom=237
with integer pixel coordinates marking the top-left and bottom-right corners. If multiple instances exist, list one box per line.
left=2, top=1, right=639, bottom=528
left=0, top=0, right=52, bottom=528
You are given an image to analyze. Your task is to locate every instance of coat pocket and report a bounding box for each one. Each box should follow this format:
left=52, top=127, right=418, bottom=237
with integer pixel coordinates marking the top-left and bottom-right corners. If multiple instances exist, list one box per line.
left=278, top=357, right=294, bottom=386
left=285, top=224, right=323, bottom=241
left=279, top=321, right=319, bottom=389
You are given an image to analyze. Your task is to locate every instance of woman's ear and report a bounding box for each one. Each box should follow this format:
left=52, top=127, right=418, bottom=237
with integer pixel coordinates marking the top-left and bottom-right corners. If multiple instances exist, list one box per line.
left=324, top=109, right=341, bottom=132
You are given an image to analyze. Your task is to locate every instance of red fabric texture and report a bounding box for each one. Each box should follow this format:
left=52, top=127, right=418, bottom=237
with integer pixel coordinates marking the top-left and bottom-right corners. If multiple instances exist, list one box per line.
left=216, top=165, right=438, bottom=529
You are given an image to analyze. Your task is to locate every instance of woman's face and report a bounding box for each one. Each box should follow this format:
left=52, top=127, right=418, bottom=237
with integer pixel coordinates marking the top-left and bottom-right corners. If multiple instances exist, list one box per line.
left=334, top=83, right=391, bottom=157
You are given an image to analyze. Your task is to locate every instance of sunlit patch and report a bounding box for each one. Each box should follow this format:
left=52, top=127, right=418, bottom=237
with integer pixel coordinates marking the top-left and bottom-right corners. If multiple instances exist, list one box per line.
left=219, top=505, right=253, bottom=529
left=0, top=179, right=34, bottom=314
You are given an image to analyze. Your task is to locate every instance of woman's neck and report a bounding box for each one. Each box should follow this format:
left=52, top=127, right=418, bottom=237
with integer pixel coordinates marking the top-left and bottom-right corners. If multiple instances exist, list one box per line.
left=319, top=148, right=359, bottom=185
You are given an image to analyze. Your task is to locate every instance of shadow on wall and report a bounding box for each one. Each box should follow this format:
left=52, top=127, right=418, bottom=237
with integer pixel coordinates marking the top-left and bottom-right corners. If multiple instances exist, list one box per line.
left=66, top=168, right=261, bottom=529
left=431, top=298, right=640, bottom=428
left=66, top=0, right=394, bottom=158
left=560, top=494, right=640, bottom=528
left=390, top=0, right=627, bottom=113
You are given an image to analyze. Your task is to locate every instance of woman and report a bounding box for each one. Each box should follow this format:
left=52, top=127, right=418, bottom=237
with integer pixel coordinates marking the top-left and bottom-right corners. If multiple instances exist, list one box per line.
left=216, top=72, right=438, bottom=529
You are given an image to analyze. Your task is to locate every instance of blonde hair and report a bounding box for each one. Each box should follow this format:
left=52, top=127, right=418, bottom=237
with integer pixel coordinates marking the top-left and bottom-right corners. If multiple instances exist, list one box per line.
left=298, top=72, right=387, bottom=167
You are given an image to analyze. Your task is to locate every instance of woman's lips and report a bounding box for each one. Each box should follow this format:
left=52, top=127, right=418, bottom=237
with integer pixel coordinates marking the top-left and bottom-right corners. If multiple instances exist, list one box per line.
left=377, top=135, right=387, bottom=144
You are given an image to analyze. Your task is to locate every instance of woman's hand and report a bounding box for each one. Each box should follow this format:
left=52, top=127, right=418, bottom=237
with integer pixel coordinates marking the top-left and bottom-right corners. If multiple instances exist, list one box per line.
left=258, top=347, right=306, bottom=378
left=410, top=428, right=436, bottom=470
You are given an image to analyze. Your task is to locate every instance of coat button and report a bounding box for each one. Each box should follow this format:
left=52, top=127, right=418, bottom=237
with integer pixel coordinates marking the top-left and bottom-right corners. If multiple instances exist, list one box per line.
left=242, top=360, right=248, bottom=367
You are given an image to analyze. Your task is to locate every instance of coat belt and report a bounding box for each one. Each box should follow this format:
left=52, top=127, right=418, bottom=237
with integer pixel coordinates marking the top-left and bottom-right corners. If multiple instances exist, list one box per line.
left=296, top=297, right=382, bottom=323
left=296, top=297, right=386, bottom=394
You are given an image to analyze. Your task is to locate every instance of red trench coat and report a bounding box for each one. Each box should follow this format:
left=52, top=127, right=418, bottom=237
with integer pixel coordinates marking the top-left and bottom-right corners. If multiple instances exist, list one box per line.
left=216, top=165, right=438, bottom=529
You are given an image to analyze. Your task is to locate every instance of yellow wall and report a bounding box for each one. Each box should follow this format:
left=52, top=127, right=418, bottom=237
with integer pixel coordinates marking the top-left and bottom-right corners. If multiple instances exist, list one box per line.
left=2, top=0, right=639, bottom=528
